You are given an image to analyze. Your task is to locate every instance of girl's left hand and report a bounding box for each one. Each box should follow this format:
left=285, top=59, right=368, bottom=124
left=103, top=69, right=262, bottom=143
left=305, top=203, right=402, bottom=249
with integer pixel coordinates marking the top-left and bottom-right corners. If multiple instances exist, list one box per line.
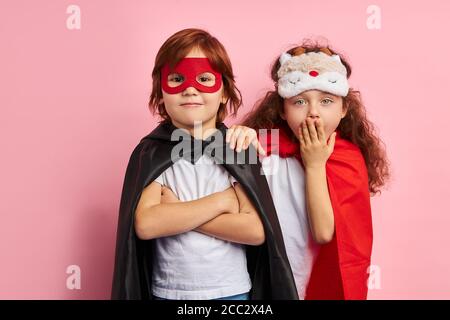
left=298, top=118, right=336, bottom=169
left=226, top=125, right=266, bottom=155
left=160, top=186, right=180, bottom=204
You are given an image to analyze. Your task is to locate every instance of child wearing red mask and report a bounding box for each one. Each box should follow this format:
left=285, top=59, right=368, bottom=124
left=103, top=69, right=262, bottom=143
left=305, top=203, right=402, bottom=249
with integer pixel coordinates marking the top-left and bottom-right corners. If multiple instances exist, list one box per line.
left=228, top=42, right=390, bottom=299
left=111, top=29, right=298, bottom=300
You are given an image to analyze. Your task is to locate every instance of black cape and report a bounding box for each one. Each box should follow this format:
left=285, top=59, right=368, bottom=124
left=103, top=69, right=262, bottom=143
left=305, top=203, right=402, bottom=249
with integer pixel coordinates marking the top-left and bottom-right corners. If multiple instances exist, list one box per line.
left=111, top=121, right=298, bottom=300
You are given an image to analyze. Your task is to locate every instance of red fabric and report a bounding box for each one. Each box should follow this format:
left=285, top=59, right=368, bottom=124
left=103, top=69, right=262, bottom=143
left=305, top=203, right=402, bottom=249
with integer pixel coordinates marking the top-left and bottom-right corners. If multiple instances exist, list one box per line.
left=262, top=125, right=373, bottom=300
left=161, top=58, right=222, bottom=94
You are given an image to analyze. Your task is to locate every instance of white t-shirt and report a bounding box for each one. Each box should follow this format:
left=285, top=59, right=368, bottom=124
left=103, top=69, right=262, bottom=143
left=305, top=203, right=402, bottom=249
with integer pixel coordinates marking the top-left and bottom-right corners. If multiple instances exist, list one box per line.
left=261, top=154, right=320, bottom=299
left=151, top=154, right=251, bottom=300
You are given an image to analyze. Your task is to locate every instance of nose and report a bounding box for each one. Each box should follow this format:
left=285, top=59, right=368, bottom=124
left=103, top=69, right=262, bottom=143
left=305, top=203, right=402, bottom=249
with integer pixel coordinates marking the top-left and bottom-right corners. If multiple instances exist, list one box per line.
left=307, top=104, right=320, bottom=119
left=182, top=86, right=198, bottom=95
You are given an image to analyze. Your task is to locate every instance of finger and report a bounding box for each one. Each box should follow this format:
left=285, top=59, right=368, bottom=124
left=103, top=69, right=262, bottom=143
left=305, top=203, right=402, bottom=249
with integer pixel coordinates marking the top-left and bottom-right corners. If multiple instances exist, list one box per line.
left=307, top=118, right=319, bottom=142
left=302, top=121, right=311, bottom=145
left=328, top=132, right=337, bottom=151
left=255, top=140, right=266, bottom=156
left=235, top=129, right=248, bottom=152
left=163, top=186, right=174, bottom=195
left=166, top=188, right=178, bottom=199
left=243, top=136, right=250, bottom=150
left=226, top=126, right=236, bottom=143
left=316, top=118, right=325, bottom=142
left=242, top=128, right=258, bottom=150
left=230, top=127, right=242, bottom=149
left=298, top=126, right=306, bottom=148
left=241, top=129, right=257, bottom=150
left=249, top=138, right=266, bottom=155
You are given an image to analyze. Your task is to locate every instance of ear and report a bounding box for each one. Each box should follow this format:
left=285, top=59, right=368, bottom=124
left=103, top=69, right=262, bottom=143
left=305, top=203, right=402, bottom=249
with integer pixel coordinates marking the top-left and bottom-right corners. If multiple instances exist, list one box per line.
left=221, top=92, right=229, bottom=105
left=341, top=103, right=348, bottom=119
left=280, top=107, right=286, bottom=120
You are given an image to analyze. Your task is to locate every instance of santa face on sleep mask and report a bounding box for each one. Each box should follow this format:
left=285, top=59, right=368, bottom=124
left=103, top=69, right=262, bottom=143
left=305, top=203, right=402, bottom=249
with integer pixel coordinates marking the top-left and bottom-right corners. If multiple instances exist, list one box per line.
left=161, top=58, right=223, bottom=94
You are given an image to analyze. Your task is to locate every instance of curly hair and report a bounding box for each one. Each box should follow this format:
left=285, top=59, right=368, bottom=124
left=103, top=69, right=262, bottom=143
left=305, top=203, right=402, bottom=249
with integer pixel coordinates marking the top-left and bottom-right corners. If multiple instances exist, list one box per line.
left=242, top=40, right=390, bottom=195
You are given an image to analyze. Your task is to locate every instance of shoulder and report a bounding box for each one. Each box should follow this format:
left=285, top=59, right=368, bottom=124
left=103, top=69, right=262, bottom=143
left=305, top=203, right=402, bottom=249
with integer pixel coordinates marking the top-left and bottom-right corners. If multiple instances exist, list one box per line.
left=332, top=136, right=366, bottom=169
left=123, top=130, right=169, bottom=177
left=126, top=137, right=152, bottom=163
left=328, top=136, right=369, bottom=189
left=261, top=154, right=299, bottom=174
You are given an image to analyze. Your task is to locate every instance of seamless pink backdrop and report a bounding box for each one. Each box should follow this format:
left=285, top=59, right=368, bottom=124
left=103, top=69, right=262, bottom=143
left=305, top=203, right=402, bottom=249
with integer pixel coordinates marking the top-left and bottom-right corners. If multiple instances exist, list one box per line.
left=1, top=0, right=449, bottom=299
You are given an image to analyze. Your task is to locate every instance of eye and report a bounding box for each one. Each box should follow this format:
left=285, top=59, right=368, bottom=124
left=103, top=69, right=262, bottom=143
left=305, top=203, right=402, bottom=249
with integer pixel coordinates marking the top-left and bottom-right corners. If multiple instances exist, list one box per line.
left=199, top=76, right=212, bottom=82
left=294, top=99, right=307, bottom=106
left=167, top=73, right=184, bottom=87
left=169, top=74, right=184, bottom=82
left=322, top=98, right=333, bottom=105
left=197, top=72, right=216, bottom=87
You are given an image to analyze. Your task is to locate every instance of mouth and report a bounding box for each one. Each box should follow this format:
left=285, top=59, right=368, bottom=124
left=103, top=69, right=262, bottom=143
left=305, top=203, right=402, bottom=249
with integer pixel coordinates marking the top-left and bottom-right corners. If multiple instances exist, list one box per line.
left=180, top=102, right=203, bottom=108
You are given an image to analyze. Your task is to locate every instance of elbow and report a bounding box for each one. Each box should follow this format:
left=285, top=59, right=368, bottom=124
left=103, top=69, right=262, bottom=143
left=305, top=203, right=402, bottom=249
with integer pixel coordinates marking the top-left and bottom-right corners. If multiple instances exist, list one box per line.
left=248, top=221, right=265, bottom=246
left=135, top=219, right=151, bottom=240
left=312, top=229, right=335, bottom=245
left=252, top=231, right=265, bottom=246
left=134, top=209, right=156, bottom=240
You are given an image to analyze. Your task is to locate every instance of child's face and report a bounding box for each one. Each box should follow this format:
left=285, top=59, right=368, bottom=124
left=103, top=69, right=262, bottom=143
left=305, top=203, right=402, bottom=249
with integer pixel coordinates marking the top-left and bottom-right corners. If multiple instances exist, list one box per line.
left=161, top=47, right=227, bottom=130
left=282, top=90, right=347, bottom=139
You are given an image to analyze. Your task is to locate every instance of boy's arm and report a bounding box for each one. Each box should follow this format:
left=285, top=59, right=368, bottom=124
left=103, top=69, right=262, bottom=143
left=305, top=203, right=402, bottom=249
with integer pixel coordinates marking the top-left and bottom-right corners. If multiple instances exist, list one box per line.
left=134, top=181, right=232, bottom=240
left=195, top=183, right=266, bottom=246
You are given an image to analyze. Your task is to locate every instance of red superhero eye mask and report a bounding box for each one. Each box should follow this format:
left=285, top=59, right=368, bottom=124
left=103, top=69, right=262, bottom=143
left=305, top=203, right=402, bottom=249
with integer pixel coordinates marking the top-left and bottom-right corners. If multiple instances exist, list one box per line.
left=161, top=58, right=223, bottom=94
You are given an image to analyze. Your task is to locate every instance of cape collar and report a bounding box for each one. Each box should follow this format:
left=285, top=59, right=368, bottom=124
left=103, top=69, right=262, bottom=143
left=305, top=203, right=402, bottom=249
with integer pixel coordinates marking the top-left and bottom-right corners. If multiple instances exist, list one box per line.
left=146, top=121, right=229, bottom=164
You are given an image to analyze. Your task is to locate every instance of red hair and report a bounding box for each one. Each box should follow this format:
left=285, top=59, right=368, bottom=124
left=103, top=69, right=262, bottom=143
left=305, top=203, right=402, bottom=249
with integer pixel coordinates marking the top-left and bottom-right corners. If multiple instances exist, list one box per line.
left=149, top=28, right=242, bottom=123
left=243, top=40, right=390, bottom=195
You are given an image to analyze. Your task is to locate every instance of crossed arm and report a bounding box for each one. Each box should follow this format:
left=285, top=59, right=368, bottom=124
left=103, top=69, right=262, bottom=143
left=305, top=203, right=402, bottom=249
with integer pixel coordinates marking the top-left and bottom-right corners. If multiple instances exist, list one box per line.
left=192, top=183, right=265, bottom=245
left=134, top=181, right=265, bottom=246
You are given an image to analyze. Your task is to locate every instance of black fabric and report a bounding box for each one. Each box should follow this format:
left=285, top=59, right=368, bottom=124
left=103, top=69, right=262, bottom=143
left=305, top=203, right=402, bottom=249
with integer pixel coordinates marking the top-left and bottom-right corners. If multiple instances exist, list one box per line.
left=111, top=121, right=299, bottom=300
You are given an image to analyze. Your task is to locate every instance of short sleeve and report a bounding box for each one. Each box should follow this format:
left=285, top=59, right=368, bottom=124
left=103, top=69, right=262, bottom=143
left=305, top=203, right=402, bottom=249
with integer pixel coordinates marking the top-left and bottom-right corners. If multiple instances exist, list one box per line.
left=153, top=173, right=164, bottom=186
left=229, top=174, right=238, bottom=186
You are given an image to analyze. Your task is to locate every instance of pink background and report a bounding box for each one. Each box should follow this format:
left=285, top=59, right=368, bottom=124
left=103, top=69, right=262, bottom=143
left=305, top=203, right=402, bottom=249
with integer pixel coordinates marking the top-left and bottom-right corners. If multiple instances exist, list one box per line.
left=1, top=0, right=449, bottom=299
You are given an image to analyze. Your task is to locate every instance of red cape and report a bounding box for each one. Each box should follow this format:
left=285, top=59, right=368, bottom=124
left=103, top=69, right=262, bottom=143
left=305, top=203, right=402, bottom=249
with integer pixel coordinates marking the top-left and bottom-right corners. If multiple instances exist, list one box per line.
left=261, top=126, right=373, bottom=300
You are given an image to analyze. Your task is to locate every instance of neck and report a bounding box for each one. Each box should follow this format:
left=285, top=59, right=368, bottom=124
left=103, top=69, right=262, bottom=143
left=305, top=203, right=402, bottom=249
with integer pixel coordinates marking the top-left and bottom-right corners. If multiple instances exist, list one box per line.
left=171, top=117, right=218, bottom=140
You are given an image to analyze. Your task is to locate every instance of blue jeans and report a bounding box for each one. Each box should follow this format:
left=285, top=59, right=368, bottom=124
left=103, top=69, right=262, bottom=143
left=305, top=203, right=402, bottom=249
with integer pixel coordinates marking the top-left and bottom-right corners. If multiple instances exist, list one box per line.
left=153, top=292, right=250, bottom=300
left=214, top=292, right=249, bottom=300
